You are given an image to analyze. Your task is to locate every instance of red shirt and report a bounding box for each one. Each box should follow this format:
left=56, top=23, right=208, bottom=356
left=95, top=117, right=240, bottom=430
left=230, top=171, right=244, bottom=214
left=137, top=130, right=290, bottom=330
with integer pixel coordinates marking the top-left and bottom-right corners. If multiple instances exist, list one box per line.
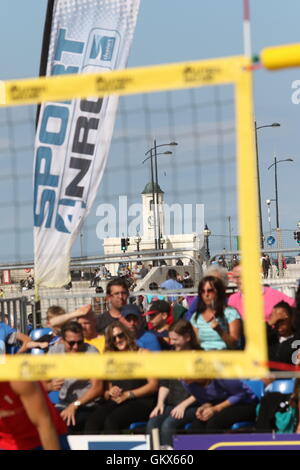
left=0, top=382, right=67, bottom=450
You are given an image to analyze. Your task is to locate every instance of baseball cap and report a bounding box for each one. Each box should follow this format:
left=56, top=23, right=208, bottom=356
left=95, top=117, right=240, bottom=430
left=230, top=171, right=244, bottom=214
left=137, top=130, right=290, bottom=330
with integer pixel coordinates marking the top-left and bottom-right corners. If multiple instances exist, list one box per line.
left=144, top=300, right=171, bottom=316
left=121, top=304, right=141, bottom=318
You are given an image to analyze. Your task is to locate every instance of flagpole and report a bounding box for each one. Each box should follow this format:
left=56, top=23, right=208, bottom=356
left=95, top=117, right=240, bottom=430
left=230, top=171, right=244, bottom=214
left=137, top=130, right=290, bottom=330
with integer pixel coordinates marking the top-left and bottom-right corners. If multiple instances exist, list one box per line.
left=243, top=0, right=252, bottom=57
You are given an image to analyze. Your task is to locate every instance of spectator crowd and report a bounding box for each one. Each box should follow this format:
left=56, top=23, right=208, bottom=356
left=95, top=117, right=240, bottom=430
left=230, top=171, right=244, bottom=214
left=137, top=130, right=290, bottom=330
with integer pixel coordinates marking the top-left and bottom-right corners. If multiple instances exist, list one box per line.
left=1, top=264, right=300, bottom=448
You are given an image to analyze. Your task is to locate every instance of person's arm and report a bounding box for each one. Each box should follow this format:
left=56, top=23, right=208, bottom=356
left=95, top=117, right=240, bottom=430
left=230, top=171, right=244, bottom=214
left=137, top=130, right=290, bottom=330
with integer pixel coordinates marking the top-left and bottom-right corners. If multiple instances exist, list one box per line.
left=15, top=332, right=32, bottom=354
left=10, top=381, right=60, bottom=450
left=149, top=386, right=170, bottom=418
left=60, top=379, right=104, bottom=426
left=210, top=318, right=241, bottom=349
left=49, top=304, right=92, bottom=327
left=113, top=379, right=158, bottom=404
left=199, top=399, right=231, bottom=421
left=170, top=395, right=197, bottom=419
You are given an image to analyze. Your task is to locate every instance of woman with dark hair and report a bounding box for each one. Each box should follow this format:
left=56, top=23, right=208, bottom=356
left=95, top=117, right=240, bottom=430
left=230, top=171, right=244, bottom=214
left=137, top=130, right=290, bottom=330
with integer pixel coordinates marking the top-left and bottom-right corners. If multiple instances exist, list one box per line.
left=84, top=321, right=158, bottom=434
left=191, top=276, right=241, bottom=350
left=146, top=320, right=200, bottom=448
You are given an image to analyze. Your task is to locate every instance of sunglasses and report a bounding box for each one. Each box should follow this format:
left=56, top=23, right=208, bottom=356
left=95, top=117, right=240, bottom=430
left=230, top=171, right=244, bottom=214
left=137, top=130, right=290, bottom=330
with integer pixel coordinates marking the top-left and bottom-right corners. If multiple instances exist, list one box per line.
left=112, top=332, right=126, bottom=341
left=66, top=340, right=84, bottom=348
left=201, top=288, right=215, bottom=294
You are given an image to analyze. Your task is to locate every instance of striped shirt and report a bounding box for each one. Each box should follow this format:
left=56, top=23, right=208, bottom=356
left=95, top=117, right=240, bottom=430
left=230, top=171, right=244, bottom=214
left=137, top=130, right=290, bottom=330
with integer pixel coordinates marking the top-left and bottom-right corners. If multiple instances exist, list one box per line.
left=191, top=307, right=240, bottom=350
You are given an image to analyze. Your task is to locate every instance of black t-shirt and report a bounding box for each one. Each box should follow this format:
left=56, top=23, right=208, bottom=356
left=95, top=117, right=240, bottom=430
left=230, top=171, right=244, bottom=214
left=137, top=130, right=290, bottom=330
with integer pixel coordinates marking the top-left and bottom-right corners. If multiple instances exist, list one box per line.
left=96, top=311, right=116, bottom=335
left=160, top=379, right=192, bottom=407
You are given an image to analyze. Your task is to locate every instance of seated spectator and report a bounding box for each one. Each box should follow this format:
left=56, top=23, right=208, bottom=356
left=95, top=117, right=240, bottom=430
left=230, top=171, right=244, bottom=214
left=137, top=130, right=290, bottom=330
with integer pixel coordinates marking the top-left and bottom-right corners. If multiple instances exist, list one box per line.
left=172, top=296, right=188, bottom=323
left=48, top=322, right=103, bottom=434
left=84, top=321, right=158, bottom=434
left=267, top=302, right=299, bottom=367
left=183, top=379, right=258, bottom=433
left=146, top=320, right=200, bottom=447
left=185, top=265, right=228, bottom=321
left=145, top=300, right=172, bottom=349
left=146, top=282, right=164, bottom=304
left=96, top=279, right=130, bottom=335
left=160, top=269, right=182, bottom=302
left=121, top=304, right=161, bottom=351
left=228, top=263, right=294, bottom=321
left=135, top=293, right=146, bottom=314
left=0, top=321, right=30, bottom=354
left=49, top=304, right=105, bottom=354
left=190, top=276, right=241, bottom=350
left=24, top=305, right=66, bottom=353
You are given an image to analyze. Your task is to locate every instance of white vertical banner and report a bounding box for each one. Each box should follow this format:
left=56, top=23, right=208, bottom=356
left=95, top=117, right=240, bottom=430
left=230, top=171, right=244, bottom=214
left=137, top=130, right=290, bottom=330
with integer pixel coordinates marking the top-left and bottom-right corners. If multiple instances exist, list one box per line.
left=34, top=0, right=140, bottom=287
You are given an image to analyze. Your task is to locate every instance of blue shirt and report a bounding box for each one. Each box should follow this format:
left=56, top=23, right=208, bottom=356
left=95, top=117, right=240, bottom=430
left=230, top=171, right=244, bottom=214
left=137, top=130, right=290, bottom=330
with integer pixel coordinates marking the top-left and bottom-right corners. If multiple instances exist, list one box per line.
left=136, top=330, right=161, bottom=351
left=0, top=323, right=17, bottom=354
left=183, top=380, right=257, bottom=406
left=190, top=307, right=240, bottom=350
left=160, top=279, right=183, bottom=301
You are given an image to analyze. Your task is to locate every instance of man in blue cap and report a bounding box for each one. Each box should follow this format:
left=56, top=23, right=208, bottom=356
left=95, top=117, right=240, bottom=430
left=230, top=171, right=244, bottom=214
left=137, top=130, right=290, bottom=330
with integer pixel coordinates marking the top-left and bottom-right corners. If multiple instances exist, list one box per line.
left=121, top=304, right=161, bottom=351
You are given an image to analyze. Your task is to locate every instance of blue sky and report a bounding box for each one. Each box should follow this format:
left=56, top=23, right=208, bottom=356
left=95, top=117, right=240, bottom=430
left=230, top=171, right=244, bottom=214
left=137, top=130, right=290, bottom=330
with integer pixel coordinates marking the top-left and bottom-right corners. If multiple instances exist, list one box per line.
left=0, top=0, right=299, bottom=261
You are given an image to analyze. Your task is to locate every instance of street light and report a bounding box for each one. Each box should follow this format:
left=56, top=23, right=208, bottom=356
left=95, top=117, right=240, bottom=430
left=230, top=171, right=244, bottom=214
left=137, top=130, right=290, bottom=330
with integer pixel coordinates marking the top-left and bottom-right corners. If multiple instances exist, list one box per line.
left=254, top=121, right=281, bottom=249
left=134, top=231, right=142, bottom=253
left=144, top=141, right=178, bottom=250
left=268, top=156, right=294, bottom=277
left=266, top=199, right=275, bottom=236
left=203, top=224, right=211, bottom=261
left=267, top=157, right=294, bottom=229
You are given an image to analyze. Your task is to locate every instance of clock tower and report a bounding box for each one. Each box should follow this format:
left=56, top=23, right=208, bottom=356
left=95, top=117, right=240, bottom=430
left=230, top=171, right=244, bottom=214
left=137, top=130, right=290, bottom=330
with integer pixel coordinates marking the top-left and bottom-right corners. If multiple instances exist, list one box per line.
left=141, top=182, right=165, bottom=240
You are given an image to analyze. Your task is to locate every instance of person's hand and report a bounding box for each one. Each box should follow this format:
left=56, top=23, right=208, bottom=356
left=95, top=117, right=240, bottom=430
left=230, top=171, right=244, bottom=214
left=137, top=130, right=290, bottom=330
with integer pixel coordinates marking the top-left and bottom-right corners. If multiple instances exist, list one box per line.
left=112, top=391, right=130, bottom=404
left=49, top=379, right=64, bottom=391
left=60, top=404, right=77, bottom=426
left=209, top=318, right=219, bottom=330
left=195, top=403, right=213, bottom=420
left=150, top=404, right=164, bottom=418
left=200, top=406, right=217, bottom=421
left=170, top=403, right=186, bottom=420
left=74, top=304, right=92, bottom=316
left=296, top=425, right=300, bottom=434
left=109, top=386, right=123, bottom=399
left=269, top=308, right=288, bottom=327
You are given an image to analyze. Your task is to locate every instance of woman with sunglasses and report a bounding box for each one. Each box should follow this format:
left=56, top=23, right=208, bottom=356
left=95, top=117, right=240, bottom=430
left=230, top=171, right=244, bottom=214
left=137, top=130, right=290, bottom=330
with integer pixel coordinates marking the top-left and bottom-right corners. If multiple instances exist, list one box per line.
left=146, top=320, right=200, bottom=448
left=84, top=321, right=158, bottom=434
left=191, top=276, right=241, bottom=350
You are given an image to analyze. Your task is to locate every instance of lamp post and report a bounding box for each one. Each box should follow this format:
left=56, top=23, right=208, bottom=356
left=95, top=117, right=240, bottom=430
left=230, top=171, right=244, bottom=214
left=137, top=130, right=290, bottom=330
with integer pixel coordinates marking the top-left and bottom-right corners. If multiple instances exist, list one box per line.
left=268, top=157, right=294, bottom=276
left=144, top=141, right=178, bottom=250
left=203, top=224, right=211, bottom=262
left=254, top=121, right=280, bottom=249
left=134, top=231, right=142, bottom=257
left=267, top=157, right=293, bottom=229
left=80, top=231, right=83, bottom=258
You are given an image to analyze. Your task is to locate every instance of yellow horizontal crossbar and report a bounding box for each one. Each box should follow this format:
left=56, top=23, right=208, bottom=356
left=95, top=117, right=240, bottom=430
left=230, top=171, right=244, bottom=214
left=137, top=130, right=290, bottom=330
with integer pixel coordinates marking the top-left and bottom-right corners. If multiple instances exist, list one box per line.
left=0, top=56, right=246, bottom=106
left=261, top=43, right=300, bottom=70
left=0, top=351, right=267, bottom=381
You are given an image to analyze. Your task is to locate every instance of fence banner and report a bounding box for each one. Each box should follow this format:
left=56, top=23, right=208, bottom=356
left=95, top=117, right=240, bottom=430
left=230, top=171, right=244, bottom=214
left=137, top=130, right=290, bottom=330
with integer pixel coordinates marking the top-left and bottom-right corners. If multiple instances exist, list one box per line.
left=34, top=0, right=140, bottom=287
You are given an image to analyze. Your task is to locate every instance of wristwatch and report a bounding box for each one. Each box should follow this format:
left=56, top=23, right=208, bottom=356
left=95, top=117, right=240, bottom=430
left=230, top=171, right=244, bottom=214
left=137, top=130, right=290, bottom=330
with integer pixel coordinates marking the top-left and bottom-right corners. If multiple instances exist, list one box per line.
left=73, top=400, right=81, bottom=408
left=127, top=391, right=135, bottom=400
